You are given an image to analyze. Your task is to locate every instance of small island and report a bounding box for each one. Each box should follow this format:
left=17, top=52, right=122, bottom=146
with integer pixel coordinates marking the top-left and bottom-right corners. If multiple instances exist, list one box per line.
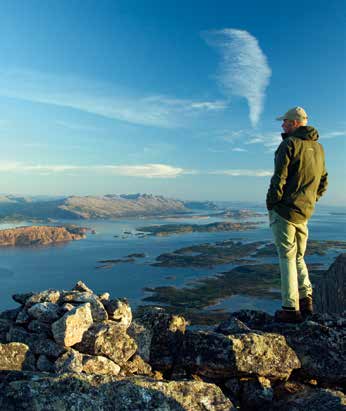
left=253, top=240, right=346, bottom=258
left=136, top=221, right=261, bottom=237
left=152, top=239, right=346, bottom=268
left=206, top=208, right=263, bottom=219
left=143, top=263, right=324, bottom=324
left=96, top=253, right=146, bottom=269
left=0, top=225, right=87, bottom=247
left=152, top=240, right=266, bottom=267
left=144, top=239, right=346, bottom=324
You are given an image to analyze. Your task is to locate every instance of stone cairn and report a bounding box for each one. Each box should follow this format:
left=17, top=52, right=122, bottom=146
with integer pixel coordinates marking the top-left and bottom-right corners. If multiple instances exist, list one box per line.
left=0, top=280, right=345, bottom=410
left=0, top=281, right=150, bottom=377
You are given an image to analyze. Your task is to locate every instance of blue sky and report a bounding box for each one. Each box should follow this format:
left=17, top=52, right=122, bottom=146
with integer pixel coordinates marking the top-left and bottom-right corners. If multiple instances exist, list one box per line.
left=0, top=0, right=345, bottom=204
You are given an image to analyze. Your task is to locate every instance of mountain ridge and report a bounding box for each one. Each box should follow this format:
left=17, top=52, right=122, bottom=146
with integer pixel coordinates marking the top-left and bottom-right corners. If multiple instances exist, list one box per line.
left=0, top=194, right=218, bottom=220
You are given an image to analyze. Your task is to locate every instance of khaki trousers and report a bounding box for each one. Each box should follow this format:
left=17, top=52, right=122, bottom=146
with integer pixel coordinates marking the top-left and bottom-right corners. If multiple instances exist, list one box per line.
left=269, top=209, right=312, bottom=309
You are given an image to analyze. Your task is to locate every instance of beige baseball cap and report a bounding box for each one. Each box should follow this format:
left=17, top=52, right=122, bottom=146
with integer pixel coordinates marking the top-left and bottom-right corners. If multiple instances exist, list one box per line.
left=276, top=106, right=308, bottom=121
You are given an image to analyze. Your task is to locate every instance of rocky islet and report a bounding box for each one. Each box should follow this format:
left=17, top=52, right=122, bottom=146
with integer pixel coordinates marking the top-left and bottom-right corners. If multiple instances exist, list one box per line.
left=0, top=225, right=87, bottom=247
left=136, top=221, right=261, bottom=237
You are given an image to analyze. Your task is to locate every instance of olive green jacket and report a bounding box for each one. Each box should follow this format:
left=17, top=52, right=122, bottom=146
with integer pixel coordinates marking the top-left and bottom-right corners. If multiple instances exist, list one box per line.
left=266, top=126, right=328, bottom=223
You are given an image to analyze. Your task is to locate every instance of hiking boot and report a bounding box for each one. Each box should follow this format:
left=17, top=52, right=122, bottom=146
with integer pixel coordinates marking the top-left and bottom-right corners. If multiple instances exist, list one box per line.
left=299, top=295, right=313, bottom=317
left=274, top=308, right=303, bottom=324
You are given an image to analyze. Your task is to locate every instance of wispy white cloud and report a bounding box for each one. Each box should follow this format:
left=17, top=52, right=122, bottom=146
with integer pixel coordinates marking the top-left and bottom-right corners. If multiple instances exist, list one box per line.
left=231, top=147, right=247, bottom=152
left=0, top=162, right=189, bottom=178
left=207, top=148, right=225, bottom=153
left=246, top=137, right=265, bottom=144
left=322, top=130, right=346, bottom=139
left=0, top=161, right=272, bottom=178
left=221, top=128, right=281, bottom=151
left=245, top=131, right=281, bottom=148
left=0, top=70, right=226, bottom=128
left=209, top=169, right=272, bottom=177
left=189, top=101, right=227, bottom=110
left=222, top=129, right=249, bottom=143
left=203, top=29, right=271, bottom=127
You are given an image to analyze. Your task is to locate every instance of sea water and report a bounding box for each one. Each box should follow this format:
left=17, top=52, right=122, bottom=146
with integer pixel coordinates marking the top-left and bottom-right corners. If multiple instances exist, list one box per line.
left=0, top=204, right=345, bottom=314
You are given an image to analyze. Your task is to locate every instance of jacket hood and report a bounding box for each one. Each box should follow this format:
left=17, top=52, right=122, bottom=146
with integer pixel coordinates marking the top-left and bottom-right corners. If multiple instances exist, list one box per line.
left=282, top=126, right=319, bottom=141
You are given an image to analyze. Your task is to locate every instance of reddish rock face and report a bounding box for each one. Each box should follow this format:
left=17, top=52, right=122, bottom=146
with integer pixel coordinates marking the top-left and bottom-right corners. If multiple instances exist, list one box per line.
left=0, top=225, right=86, bottom=247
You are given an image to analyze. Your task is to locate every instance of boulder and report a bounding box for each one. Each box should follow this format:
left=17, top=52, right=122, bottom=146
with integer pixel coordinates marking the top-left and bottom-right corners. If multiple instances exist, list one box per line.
left=120, top=354, right=152, bottom=376
left=215, top=316, right=251, bottom=335
left=315, top=253, right=346, bottom=314
left=25, top=290, right=60, bottom=307
left=27, top=302, right=61, bottom=322
left=0, top=372, right=235, bottom=410
left=36, top=355, right=55, bottom=372
left=134, top=307, right=188, bottom=371
left=15, top=309, right=30, bottom=325
left=27, top=320, right=52, bottom=336
left=6, top=326, right=64, bottom=358
left=52, top=303, right=93, bottom=347
left=74, top=321, right=137, bottom=365
left=103, top=298, right=132, bottom=328
left=228, top=310, right=274, bottom=329
left=0, top=343, right=35, bottom=371
left=72, top=281, right=93, bottom=293
left=12, top=292, right=34, bottom=305
left=0, top=308, right=21, bottom=322
left=241, top=376, right=273, bottom=410
left=54, top=349, right=83, bottom=373
left=227, top=309, right=346, bottom=387
left=270, top=382, right=346, bottom=410
left=61, top=303, right=75, bottom=312
left=82, top=355, right=120, bottom=375
left=262, top=315, right=346, bottom=386
left=178, top=330, right=300, bottom=380
left=99, top=292, right=110, bottom=301
left=224, top=378, right=242, bottom=406
left=127, top=320, right=152, bottom=362
left=0, top=319, right=12, bottom=343
left=60, top=291, right=108, bottom=322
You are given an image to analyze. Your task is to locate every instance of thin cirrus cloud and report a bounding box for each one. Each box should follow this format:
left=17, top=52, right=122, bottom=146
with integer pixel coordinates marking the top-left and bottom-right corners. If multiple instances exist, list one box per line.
left=0, top=162, right=272, bottom=178
left=203, top=29, right=271, bottom=127
left=0, top=162, right=188, bottom=179
left=231, top=147, right=248, bottom=152
left=209, top=169, right=272, bottom=177
left=0, top=70, right=227, bottom=128
left=322, top=130, right=346, bottom=139
left=222, top=128, right=281, bottom=150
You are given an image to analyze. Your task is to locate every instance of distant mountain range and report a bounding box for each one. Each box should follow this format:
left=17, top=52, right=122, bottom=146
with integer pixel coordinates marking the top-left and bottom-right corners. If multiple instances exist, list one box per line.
left=0, top=194, right=219, bottom=220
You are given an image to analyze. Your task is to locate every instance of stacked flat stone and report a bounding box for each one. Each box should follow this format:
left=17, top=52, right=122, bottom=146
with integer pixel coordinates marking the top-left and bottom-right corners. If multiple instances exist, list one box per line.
left=0, top=281, right=146, bottom=376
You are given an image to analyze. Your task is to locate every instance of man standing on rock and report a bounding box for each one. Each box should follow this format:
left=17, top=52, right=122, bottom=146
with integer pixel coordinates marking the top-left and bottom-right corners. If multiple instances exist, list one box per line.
left=266, top=107, right=328, bottom=323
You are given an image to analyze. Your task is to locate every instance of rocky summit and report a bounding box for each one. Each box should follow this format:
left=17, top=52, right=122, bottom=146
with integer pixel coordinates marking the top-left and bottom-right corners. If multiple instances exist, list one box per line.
left=0, top=277, right=345, bottom=410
